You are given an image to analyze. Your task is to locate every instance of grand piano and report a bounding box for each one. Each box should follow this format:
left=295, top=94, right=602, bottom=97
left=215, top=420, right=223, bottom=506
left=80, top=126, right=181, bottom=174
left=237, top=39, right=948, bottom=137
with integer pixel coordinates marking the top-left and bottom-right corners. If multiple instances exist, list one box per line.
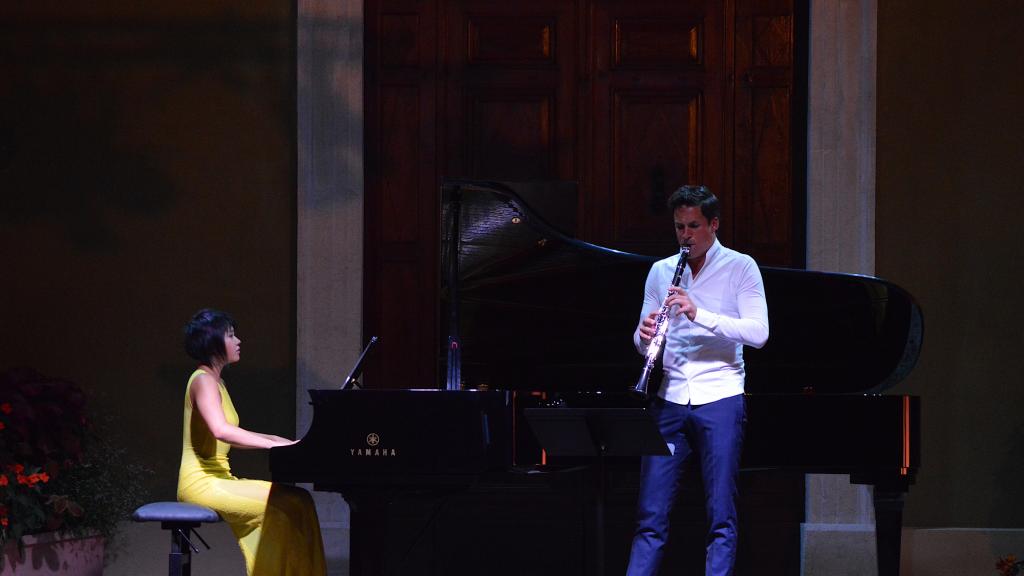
left=270, top=180, right=922, bottom=576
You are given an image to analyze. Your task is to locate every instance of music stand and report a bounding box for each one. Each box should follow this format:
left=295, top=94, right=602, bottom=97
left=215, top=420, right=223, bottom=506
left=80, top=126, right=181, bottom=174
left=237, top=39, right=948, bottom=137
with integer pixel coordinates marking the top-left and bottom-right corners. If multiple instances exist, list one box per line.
left=524, top=406, right=669, bottom=576
left=341, top=336, right=379, bottom=390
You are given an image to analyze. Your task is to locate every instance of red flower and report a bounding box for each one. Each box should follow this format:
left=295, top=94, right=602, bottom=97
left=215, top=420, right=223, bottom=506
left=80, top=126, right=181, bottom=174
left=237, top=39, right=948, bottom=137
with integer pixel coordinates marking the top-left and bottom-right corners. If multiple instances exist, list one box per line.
left=997, top=555, right=1023, bottom=576
left=0, top=475, right=7, bottom=486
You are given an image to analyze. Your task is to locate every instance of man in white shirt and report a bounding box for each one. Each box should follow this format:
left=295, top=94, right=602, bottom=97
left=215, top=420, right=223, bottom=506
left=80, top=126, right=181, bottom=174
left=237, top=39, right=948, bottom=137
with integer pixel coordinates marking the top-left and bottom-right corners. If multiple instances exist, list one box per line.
left=625, top=185, right=769, bottom=576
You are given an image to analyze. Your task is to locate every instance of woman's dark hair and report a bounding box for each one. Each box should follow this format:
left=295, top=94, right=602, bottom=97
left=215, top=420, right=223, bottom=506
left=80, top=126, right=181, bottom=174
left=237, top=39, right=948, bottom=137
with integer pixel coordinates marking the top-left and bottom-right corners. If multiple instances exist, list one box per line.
left=184, top=309, right=236, bottom=364
left=666, top=184, right=720, bottom=222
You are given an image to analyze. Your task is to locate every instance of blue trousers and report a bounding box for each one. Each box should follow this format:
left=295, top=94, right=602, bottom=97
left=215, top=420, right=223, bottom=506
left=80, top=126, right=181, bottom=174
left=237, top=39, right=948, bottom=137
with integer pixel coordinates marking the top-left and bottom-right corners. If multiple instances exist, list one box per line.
left=625, top=394, right=746, bottom=576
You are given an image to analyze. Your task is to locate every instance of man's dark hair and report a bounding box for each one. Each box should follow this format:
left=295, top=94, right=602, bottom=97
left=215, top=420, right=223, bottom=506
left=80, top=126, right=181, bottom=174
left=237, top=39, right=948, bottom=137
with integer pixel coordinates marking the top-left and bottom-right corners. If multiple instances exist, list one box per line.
left=184, top=309, right=236, bottom=365
left=666, top=185, right=720, bottom=222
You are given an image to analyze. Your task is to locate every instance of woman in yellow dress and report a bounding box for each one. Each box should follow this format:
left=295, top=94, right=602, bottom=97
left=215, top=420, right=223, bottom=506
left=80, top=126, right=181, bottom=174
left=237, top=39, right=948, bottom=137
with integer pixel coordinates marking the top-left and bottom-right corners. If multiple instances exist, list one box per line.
left=177, top=309, right=326, bottom=576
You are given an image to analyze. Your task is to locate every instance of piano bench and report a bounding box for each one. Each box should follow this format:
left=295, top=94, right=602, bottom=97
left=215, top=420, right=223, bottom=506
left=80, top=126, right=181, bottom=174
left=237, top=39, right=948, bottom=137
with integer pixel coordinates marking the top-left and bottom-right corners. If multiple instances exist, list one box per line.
left=132, top=502, right=222, bottom=576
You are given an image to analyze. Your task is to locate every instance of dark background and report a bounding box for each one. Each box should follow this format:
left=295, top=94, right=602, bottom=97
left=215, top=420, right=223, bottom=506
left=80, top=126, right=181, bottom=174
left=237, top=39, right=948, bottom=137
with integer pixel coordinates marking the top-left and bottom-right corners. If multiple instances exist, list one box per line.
left=0, top=2, right=296, bottom=496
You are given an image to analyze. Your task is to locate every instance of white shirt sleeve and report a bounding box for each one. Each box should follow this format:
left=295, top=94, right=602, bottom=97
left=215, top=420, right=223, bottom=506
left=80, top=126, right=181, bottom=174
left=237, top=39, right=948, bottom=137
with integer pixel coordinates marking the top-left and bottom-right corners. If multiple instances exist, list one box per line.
left=633, top=262, right=669, bottom=354
left=691, top=256, right=769, bottom=348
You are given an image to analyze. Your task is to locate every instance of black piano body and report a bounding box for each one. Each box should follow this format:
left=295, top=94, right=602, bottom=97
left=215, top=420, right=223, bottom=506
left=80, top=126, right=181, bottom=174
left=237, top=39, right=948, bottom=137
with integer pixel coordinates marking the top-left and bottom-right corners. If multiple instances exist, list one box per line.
left=270, top=180, right=922, bottom=576
left=271, top=389, right=513, bottom=487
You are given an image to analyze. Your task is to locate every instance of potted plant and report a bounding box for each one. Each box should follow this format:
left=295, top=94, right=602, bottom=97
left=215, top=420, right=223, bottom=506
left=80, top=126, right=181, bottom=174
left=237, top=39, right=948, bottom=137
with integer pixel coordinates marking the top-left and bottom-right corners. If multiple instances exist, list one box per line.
left=0, top=368, right=150, bottom=574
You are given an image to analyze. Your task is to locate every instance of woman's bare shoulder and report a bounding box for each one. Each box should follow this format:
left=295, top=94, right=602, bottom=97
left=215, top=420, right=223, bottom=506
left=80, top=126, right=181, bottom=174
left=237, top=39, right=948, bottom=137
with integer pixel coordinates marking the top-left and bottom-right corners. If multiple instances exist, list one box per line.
left=190, top=372, right=222, bottom=393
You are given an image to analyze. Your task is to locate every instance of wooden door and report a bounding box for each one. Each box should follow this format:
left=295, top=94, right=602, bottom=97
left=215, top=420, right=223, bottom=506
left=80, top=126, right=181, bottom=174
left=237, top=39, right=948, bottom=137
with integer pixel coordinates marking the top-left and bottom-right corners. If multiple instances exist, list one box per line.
left=443, top=0, right=578, bottom=182
left=364, top=0, right=442, bottom=389
left=733, top=0, right=806, bottom=266
left=364, top=0, right=804, bottom=388
left=587, top=0, right=728, bottom=254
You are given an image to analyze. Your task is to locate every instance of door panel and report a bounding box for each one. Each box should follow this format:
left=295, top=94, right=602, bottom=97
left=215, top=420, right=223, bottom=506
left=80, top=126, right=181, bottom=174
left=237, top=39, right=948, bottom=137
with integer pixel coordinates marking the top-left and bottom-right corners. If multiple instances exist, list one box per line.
left=611, top=90, right=700, bottom=246
left=444, top=0, right=577, bottom=182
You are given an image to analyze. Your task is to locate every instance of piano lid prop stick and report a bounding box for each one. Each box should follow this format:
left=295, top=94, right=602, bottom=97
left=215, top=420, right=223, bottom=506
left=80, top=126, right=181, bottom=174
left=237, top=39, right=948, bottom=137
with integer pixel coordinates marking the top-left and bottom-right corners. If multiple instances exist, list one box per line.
left=342, top=336, right=379, bottom=390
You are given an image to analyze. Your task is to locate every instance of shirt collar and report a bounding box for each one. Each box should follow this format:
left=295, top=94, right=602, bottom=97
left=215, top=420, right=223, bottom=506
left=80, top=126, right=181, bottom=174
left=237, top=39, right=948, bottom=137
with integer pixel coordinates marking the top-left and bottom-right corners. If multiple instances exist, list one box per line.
left=704, top=237, right=722, bottom=264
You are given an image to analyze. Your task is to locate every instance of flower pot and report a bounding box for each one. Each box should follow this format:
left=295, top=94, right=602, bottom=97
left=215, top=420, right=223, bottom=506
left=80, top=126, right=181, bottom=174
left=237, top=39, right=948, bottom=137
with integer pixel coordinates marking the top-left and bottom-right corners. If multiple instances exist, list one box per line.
left=0, top=532, right=104, bottom=576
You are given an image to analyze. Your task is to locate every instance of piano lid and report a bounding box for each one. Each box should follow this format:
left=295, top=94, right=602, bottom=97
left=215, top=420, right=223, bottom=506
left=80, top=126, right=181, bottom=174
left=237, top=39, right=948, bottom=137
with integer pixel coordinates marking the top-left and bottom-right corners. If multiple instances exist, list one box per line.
left=440, top=180, right=923, bottom=395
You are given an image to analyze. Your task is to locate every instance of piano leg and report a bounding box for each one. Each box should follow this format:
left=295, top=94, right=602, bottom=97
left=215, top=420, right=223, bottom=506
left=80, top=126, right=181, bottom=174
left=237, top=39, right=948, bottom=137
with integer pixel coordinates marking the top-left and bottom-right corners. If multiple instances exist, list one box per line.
left=873, top=489, right=906, bottom=576
left=585, top=449, right=608, bottom=576
left=349, top=497, right=388, bottom=576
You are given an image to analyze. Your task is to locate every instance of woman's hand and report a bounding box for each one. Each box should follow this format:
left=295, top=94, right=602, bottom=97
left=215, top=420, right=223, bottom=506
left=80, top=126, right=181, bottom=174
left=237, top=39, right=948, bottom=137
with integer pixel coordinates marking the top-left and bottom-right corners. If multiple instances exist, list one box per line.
left=256, top=433, right=298, bottom=447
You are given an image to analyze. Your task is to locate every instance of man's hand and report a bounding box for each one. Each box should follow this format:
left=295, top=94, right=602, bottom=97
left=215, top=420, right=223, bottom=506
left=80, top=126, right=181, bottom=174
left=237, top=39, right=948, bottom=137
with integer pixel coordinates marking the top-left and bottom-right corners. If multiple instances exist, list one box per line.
left=665, top=286, right=698, bottom=321
left=639, top=310, right=660, bottom=345
left=639, top=287, right=698, bottom=345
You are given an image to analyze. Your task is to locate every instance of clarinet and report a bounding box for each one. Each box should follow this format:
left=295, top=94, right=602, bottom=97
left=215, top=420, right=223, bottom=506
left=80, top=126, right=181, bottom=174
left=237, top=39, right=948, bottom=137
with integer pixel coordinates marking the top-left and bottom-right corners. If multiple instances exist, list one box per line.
left=632, top=246, right=690, bottom=398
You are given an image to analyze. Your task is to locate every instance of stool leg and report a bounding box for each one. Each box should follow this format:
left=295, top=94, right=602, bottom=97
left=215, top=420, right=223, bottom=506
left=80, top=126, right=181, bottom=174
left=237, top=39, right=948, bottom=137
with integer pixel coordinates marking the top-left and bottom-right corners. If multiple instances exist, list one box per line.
left=170, top=528, right=192, bottom=576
